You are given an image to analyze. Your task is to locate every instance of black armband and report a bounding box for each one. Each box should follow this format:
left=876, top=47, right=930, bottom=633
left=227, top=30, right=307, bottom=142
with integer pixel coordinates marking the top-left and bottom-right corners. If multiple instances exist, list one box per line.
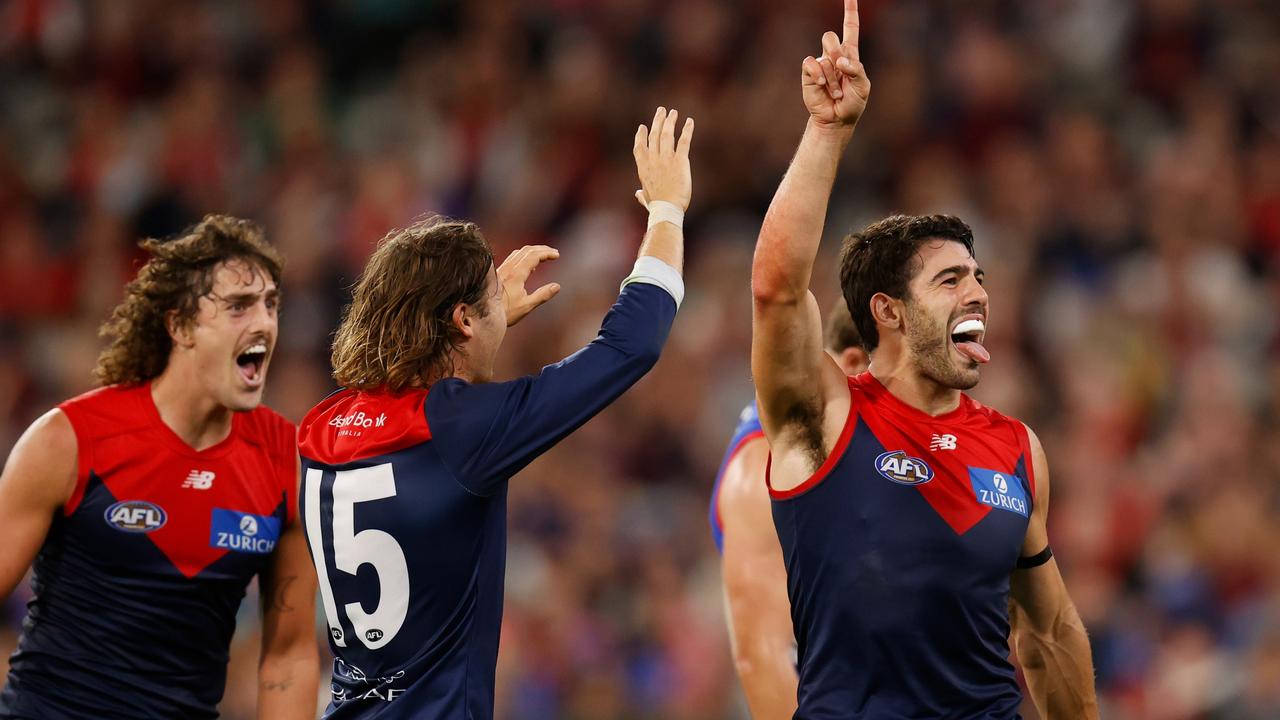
left=1015, top=545, right=1053, bottom=569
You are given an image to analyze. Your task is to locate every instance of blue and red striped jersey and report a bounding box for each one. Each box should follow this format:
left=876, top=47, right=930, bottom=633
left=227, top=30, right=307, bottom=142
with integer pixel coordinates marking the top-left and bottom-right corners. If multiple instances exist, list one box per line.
left=0, top=383, right=296, bottom=719
left=297, top=282, right=677, bottom=719
left=770, top=372, right=1036, bottom=719
left=709, top=401, right=763, bottom=554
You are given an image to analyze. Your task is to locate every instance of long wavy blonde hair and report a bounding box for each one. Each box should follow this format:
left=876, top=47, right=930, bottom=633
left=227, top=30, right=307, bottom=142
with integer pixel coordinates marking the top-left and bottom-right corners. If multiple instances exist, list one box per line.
left=331, top=217, right=494, bottom=392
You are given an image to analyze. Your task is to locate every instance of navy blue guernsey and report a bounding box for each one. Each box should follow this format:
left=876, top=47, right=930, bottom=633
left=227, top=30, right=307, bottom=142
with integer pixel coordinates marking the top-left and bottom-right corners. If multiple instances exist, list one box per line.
left=297, top=282, right=677, bottom=719
left=769, top=373, right=1036, bottom=719
left=708, top=401, right=764, bottom=554
left=0, top=384, right=297, bottom=719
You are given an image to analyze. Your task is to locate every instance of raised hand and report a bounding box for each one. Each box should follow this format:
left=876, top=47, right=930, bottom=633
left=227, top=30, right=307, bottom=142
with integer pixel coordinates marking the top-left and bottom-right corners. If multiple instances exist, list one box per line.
left=801, top=0, right=870, bottom=130
left=498, top=245, right=560, bottom=326
left=633, top=107, right=695, bottom=211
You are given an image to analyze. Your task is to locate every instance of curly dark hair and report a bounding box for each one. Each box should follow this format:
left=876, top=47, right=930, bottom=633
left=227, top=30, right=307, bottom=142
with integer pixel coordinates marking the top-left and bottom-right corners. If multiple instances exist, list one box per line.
left=838, top=214, right=975, bottom=353
left=94, top=215, right=283, bottom=386
left=331, top=216, right=495, bottom=392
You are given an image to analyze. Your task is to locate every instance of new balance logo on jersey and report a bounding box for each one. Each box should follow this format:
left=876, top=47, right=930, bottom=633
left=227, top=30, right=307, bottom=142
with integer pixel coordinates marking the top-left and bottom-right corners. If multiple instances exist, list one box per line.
left=929, top=434, right=957, bottom=451
left=182, top=470, right=215, bottom=489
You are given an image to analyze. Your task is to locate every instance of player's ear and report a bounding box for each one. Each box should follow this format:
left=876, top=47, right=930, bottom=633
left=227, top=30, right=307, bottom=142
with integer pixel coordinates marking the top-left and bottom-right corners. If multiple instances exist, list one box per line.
left=869, top=292, right=902, bottom=333
left=838, top=347, right=868, bottom=375
left=165, top=309, right=195, bottom=349
left=451, top=303, right=476, bottom=339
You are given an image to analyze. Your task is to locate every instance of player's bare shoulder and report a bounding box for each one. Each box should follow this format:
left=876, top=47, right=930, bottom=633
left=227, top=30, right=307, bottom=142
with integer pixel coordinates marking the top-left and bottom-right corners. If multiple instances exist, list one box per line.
left=1, top=407, right=78, bottom=507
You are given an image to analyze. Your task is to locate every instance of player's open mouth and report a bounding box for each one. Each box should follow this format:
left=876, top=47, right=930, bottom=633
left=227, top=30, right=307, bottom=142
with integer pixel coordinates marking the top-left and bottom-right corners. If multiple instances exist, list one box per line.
left=950, top=317, right=990, bottom=364
left=235, top=343, right=268, bottom=386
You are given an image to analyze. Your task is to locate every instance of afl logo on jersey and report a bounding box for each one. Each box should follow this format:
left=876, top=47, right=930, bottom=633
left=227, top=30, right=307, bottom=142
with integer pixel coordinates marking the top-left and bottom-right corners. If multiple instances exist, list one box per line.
left=104, top=500, right=168, bottom=533
left=875, top=450, right=934, bottom=486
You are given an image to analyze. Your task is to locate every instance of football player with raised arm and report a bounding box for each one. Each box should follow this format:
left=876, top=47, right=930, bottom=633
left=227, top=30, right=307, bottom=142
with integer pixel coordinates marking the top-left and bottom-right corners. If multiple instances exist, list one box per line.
left=749, top=2, right=1099, bottom=717
left=711, top=301, right=865, bottom=719
left=0, top=216, right=319, bottom=719
left=297, top=107, right=694, bottom=719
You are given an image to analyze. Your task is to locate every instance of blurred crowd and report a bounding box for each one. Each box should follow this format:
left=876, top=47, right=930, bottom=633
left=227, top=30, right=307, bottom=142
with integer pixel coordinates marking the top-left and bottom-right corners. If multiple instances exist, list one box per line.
left=2, top=0, right=1279, bottom=718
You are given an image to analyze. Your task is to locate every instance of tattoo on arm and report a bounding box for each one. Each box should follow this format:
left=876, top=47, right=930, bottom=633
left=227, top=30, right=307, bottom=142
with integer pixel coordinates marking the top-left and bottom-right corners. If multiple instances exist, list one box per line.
left=262, top=678, right=293, bottom=692
left=268, top=575, right=297, bottom=612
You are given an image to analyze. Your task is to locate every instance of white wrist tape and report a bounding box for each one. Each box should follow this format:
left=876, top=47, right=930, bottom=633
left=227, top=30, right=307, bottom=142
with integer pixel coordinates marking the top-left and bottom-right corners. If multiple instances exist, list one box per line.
left=646, top=200, right=684, bottom=230
left=621, top=256, right=685, bottom=309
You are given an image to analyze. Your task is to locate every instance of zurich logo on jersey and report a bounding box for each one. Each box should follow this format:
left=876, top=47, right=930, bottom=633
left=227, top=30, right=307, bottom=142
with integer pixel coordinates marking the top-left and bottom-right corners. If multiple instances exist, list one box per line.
left=104, top=500, right=168, bottom=533
left=210, top=508, right=281, bottom=554
left=969, top=467, right=1030, bottom=517
left=875, top=450, right=934, bottom=485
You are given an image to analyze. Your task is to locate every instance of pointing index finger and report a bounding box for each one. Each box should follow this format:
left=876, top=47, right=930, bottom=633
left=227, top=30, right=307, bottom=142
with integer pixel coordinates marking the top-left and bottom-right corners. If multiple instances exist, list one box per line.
left=842, top=0, right=860, bottom=47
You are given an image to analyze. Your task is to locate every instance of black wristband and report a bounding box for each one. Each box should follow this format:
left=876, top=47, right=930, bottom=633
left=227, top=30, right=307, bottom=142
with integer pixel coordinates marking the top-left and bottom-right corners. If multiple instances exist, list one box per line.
left=1016, top=545, right=1053, bottom=569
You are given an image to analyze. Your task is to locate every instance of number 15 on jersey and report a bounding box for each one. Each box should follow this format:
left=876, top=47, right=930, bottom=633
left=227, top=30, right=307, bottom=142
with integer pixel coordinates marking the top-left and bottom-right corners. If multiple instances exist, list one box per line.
left=303, top=464, right=410, bottom=650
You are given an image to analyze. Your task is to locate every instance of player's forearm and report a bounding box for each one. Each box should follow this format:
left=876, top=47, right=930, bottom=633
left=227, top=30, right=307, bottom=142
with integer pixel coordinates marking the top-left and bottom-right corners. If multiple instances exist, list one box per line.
left=752, top=120, right=854, bottom=304
left=1016, top=606, right=1099, bottom=719
left=257, top=650, right=320, bottom=720
left=637, top=221, right=684, bottom=274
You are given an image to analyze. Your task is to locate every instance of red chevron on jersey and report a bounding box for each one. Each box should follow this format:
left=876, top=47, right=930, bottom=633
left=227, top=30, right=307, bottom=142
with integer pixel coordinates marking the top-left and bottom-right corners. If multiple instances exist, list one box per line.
left=59, top=383, right=296, bottom=579
left=848, top=374, right=1035, bottom=535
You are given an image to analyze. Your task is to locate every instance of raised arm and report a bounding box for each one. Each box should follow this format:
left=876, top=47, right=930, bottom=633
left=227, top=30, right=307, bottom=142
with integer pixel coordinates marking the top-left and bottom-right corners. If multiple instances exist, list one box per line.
left=1010, top=426, right=1099, bottom=718
left=719, top=437, right=798, bottom=718
left=0, top=410, right=77, bottom=601
left=429, top=108, right=694, bottom=495
left=751, top=0, right=870, bottom=486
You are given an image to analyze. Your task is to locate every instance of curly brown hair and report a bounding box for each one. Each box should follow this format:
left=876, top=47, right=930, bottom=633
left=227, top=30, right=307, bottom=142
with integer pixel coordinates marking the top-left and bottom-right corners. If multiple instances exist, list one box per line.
left=94, top=215, right=283, bottom=386
left=331, top=216, right=494, bottom=392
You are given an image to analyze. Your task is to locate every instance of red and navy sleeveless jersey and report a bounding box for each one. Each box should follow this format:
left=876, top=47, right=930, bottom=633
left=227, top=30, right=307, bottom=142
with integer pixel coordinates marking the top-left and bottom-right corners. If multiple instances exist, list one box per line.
left=0, top=383, right=297, bottom=720
left=769, top=372, right=1035, bottom=719
left=297, top=282, right=676, bottom=719
left=709, top=401, right=763, bottom=554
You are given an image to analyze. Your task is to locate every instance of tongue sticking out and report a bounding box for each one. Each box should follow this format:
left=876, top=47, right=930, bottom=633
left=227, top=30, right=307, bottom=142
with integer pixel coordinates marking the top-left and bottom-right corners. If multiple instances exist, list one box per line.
left=951, top=318, right=990, bottom=364
left=955, top=341, right=991, bottom=364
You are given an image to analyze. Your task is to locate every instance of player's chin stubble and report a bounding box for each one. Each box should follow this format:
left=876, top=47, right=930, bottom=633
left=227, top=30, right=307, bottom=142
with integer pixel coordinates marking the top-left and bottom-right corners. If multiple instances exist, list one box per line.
left=904, top=304, right=980, bottom=391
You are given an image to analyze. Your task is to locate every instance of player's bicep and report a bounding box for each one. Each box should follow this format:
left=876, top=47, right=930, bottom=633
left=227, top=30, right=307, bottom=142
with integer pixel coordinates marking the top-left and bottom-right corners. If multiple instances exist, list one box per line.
left=720, top=439, right=781, bottom=560
left=1010, top=423, right=1064, bottom=634
left=259, top=519, right=319, bottom=654
left=751, top=290, right=845, bottom=439
left=1019, top=424, right=1051, bottom=557
left=260, top=453, right=319, bottom=655
left=720, top=439, right=793, bottom=641
left=0, top=410, right=77, bottom=599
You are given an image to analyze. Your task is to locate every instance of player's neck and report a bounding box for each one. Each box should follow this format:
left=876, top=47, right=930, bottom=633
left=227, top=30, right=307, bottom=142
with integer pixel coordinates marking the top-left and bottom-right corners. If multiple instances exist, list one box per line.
left=438, top=351, right=487, bottom=385
left=867, top=357, right=962, bottom=417
left=150, top=365, right=234, bottom=451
